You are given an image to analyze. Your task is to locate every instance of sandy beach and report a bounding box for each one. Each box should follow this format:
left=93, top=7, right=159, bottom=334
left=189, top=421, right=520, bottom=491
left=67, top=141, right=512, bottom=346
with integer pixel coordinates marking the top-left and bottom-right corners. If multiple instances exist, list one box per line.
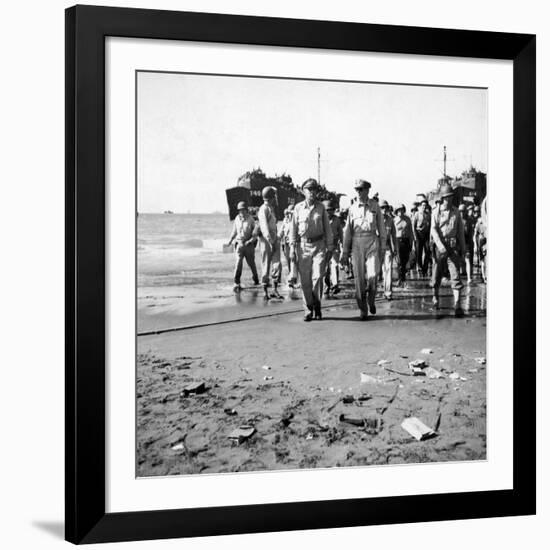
left=137, top=278, right=487, bottom=477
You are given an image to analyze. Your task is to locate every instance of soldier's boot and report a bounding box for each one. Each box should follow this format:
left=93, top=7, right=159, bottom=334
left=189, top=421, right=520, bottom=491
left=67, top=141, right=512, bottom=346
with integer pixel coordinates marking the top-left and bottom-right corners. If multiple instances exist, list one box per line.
left=453, top=289, right=464, bottom=317
left=304, top=307, right=313, bottom=322
left=314, top=301, right=322, bottom=320
left=271, top=283, right=282, bottom=299
left=432, top=291, right=440, bottom=310
left=368, top=289, right=376, bottom=315
left=263, top=284, right=270, bottom=300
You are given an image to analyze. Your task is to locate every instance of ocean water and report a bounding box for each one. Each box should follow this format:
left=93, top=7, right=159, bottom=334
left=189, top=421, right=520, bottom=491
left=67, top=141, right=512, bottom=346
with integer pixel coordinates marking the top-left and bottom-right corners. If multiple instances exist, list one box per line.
left=138, top=213, right=236, bottom=289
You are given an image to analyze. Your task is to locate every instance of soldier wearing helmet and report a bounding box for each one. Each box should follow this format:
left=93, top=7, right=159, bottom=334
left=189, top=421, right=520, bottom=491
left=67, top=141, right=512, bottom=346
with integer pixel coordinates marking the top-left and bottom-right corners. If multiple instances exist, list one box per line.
left=322, top=199, right=344, bottom=296
left=430, top=183, right=466, bottom=315
left=289, top=178, right=333, bottom=321
left=257, top=186, right=282, bottom=299
left=341, top=179, right=387, bottom=320
left=226, top=200, right=259, bottom=291
left=278, top=203, right=298, bottom=288
left=380, top=199, right=397, bottom=300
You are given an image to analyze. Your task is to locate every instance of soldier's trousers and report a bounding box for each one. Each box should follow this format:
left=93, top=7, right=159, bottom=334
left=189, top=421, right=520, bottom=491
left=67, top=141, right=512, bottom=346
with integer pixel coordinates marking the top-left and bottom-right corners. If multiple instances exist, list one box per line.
left=259, top=238, right=281, bottom=286
left=431, top=248, right=463, bottom=292
left=324, top=248, right=340, bottom=288
left=297, top=240, right=327, bottom=312
left=397, top=238, right=412, bottom=282
left=382, top=249, right=394, bottom=298
left=281, top=243, right=298, bottom=283
left=352, top=236, right=380, bottom=312
left=233, top=242, right=259, bottom=284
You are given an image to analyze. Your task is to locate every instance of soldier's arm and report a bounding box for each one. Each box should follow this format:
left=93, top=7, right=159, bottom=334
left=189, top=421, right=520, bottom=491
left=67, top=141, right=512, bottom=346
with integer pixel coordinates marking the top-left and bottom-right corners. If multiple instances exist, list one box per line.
left=456, top=212, right=466, bottom=255
left=288, top=208, right=298, bottom=246
left=390, top=221, right=397, bottom=254
left=342, top=214, right=353, bottom=258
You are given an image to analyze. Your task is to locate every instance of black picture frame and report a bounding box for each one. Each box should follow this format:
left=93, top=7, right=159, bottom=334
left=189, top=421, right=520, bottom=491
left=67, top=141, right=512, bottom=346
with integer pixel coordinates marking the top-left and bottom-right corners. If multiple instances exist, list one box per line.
left=65, top=4, right=536, bottom=544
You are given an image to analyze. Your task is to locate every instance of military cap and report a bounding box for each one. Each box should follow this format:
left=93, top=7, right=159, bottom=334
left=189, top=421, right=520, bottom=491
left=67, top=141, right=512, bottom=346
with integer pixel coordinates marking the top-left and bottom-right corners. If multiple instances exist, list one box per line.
left=236, top=201, right=248, bottom=210
left=380, top=199, right=390, bottom=208
left=439, top=183, right=454, bottom=198
left=262, top=186, right=277, bottom=199
left=395, top=203, right=406, bottom=213
left=354, top=179, right=371, bottom=190
left=458, top=204, right=466, bottom=211
left=302, top=178, right=319, bottom=190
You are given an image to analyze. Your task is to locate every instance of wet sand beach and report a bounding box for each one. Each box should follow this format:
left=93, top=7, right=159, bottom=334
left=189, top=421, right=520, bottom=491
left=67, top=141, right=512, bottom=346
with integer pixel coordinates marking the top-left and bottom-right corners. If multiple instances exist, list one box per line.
left=137, top=278, right=487, bottom=477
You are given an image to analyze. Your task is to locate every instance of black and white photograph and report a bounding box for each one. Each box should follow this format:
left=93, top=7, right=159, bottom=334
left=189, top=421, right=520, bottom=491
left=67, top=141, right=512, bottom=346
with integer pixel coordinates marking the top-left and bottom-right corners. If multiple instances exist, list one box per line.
left=136, top=71, right=488, bottom=477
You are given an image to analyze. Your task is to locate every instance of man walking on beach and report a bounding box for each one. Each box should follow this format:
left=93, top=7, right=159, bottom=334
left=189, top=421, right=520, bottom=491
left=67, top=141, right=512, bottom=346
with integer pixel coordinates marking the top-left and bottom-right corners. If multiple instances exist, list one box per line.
left=394, top=204, right=414, bottom=287
left=380, top=200, right=397, bottom=300
left=340, top=179, right=386, bottom=320
left=323, top=200, right=343, bottom=296
left=412, top=195, right=431, bottom=277
left=279, top=205, right=298, bottom=288
left=226, top=201, right=259, bottom=292
left=431, top=183, right=466, bottom=315
left=258, top=186, right=282, bottom=299
left=289, top=179, right=333, bottom=321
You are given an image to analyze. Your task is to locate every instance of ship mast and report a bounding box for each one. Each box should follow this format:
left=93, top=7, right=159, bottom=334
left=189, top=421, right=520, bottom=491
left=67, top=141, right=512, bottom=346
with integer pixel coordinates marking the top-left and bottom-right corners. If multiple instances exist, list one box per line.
left=443, top=145, right=447, bottom=180
left=317, top=147, right=321, bottom=185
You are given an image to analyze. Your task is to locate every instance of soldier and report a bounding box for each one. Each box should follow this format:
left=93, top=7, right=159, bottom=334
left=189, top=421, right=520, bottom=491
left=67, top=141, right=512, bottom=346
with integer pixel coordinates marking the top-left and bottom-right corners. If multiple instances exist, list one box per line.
left=323, top=200, right=344, bottom=296
left=289, top=179, right=333, bottom=321
left=412, top=195, right=431, bottom=277
left=279, top=205, right=298, bottom=288
left=394, top=204, right=414, bottom=286
left=380, top=200, right=397, bottom=300
left=341, top=179, right=386, bottom=320
left=226, top=201, right=259, bottom=292
left=431, top=184, right=466, bottom=315
left=459, top=204, right=476, bottom=283
left=257, top=186, right=282, bottom=300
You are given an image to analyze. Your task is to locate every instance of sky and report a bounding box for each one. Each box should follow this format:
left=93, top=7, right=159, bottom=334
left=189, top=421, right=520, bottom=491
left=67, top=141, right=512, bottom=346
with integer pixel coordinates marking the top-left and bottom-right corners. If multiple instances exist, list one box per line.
left=137, top=71, right=487, bottom=213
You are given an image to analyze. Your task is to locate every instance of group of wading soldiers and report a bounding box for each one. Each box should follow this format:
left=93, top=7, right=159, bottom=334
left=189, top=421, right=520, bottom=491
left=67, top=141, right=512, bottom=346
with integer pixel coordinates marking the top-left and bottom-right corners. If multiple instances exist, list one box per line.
left=227, top=178, right=487, bottom=322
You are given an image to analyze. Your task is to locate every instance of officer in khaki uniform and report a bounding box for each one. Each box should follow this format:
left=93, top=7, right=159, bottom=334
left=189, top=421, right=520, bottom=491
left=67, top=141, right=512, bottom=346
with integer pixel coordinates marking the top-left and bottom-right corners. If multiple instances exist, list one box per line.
left=323, top=200, right=344, bottom=296
left=380, top=200, right=397, bottom=300
left=289, top=179, right=333, bottom=321
left=226, top=200, right=259, bottom=291
left=431, top=184, right=466, bottom=315
left=341, top=179, right=386, bottom=320
left=257, top=186, right=282, bottom=299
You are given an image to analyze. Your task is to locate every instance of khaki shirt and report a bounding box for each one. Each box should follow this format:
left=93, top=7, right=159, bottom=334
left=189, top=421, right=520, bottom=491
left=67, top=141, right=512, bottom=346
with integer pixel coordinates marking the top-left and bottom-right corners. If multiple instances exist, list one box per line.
left=394, top=215, right=413, bottom=240
left=229, top=214, right=256, bottom=243
left=342, top=198, right=387, bottom=255
left=431, top=205, right=466, bottom=253
left=289, top=200, right=333, bottom=250
left=258, top=203, right=278, bottom=242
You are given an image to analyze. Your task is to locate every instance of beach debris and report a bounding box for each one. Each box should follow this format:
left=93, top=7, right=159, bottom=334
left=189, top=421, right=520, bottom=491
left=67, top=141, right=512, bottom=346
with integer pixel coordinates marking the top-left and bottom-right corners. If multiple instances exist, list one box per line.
left=263, top=375, right=274, bottom=381
left=329, top=386, right=335, bottom=392
left=460, top=377, right=468, bottom=381
left=401, top=417, right=436, bottom=441
left=408, top=359, right=428, bottom=376
left=223, top=408, right=238, bottom=416
left=377, top=359, right=392, bottom=366
left=342, top=395, right=355, bottom=404
left=421, top=348, right=433, bottom=354
left=468, top=368, right=478, bottom=373
left=180, top=381, right=207, bottom=397
left=377, top=384, right=400, bottom=416
left=305, top=432, right=315, bottom=441
left=399, top=355, right=409, bottom=359
left=357, top=393, right=372, bottom=402
left=228, top=425, right=256, bottom=444
left=360, top=373, right=378, bottom=384
left=475, top=357, right=487, bottom=365
left=383, top=365, right=412, bottom=377
left=171, top=443, right=185, bottom=451
left=452, top=353, right=462, bottom=357
left=449, top=372, right=460, bottom=380
left=261, top=365, right=271, bottom=370
left=339, top=414, right=381, bottom=434
left=425, top=367, right=443, bottom=379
